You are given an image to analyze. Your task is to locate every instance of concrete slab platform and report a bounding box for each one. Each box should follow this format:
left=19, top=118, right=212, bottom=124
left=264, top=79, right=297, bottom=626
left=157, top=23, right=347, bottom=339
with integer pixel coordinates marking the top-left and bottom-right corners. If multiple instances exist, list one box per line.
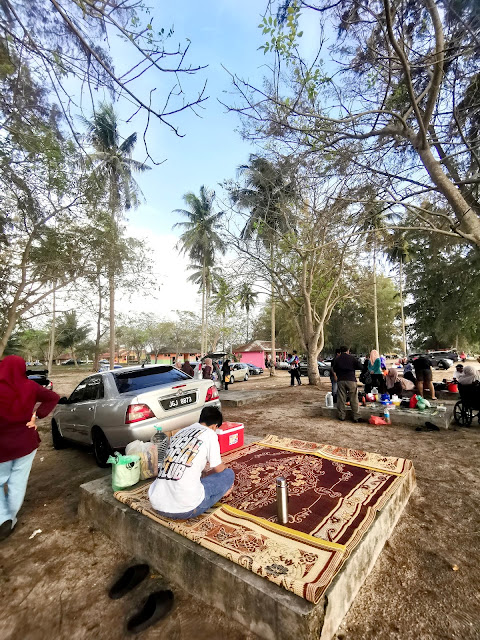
left=317, top=404, right=453, bottom=429
left=79, top=454, right=415, bottom=640
left=219, top=389, right=278, bottom=407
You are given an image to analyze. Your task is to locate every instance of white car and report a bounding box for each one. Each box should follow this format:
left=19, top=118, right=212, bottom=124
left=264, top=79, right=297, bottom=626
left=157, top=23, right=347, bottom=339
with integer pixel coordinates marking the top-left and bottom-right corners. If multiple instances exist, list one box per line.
left=229, top=362, right=249, bottom=383
left=51, top=365, right=221, bottom=467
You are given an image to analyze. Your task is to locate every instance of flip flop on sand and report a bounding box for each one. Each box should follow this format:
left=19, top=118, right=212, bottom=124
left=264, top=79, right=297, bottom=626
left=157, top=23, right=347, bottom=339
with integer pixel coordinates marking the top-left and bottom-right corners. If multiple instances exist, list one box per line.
left=127, top=590, right=174, bottom=634
left=108, top=564, right=150, bottom=600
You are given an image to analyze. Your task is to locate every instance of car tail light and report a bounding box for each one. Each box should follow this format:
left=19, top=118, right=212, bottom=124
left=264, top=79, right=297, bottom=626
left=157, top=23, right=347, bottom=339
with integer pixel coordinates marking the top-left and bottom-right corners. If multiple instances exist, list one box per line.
left=205, top=385, right=219, bottom=402
left=125, top=403, right=155, bottom=424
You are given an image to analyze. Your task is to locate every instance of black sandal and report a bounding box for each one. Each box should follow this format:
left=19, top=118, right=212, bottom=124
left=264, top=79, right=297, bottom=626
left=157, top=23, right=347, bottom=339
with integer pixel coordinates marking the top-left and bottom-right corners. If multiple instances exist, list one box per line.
left=127, top=590, right=174, bottom=633
left=108, top=564, right=150, bottom=599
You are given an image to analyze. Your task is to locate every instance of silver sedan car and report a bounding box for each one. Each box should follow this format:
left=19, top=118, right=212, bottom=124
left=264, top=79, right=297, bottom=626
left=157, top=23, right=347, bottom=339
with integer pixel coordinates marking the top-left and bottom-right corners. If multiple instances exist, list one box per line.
left=51, top=365, right=221, bottom=467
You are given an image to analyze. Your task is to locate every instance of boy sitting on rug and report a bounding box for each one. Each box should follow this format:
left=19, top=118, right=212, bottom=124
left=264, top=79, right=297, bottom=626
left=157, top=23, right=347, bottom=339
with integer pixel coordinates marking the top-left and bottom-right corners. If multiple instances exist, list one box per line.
left=148, top=406, right=235, bottom=520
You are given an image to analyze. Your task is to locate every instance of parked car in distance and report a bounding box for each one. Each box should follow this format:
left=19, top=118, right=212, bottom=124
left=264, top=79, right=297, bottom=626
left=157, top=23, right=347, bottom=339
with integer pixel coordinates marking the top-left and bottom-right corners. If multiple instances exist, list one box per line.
left=429, top=350, right=458, bottom=362
left=275, top=361, right=290, bottom=370
left=229, top=362, right=250, bottom=383
left=299, top=361, right=332, bottom=377
left=61, top=359, right=85, bottom=365
left=245, top=363, right=264, bottom=375
left=98, top=363, right=123, bottom=372
left=51, top=365, right=221, bottom=467
left=26, top=369, right=53, bottom=390
left=408, top=353, right=453, bottom=369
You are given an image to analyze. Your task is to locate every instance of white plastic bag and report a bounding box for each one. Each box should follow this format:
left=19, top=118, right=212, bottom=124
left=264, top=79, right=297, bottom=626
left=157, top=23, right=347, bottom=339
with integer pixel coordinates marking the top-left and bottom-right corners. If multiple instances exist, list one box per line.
left=125, top=440, right=158, bottom=479
left=107, top=452, right=141, bottom=491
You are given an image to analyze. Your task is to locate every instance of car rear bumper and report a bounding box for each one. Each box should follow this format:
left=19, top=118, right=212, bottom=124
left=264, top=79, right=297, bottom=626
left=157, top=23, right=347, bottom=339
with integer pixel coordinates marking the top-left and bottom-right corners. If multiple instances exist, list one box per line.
left=104, top=400, right=221, bottom=448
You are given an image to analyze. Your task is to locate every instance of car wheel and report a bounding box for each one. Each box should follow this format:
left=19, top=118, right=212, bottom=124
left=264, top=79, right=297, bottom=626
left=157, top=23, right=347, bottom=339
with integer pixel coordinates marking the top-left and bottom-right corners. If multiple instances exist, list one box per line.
left=322, top=370, right=330, bottom=377
left=244, top=373, right=249, bottom=381
left=51, top=419, right=67, bottom=450
left=230, top=375, right=235, bottom=384
left=439, top=360, right=448, bottom=370
left=92, top=427, right=112, bottom=468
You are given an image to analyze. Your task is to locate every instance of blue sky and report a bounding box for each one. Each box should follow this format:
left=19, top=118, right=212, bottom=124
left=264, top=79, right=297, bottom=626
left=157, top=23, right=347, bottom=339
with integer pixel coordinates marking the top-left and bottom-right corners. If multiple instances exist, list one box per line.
left=110, top=1, right=275, bottom=235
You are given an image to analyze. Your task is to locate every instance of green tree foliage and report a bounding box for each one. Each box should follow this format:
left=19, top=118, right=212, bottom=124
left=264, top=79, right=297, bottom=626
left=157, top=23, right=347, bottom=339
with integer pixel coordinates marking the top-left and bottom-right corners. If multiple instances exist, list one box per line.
left=404, top=236, right=480, bottom=350
left=325, top=275, right=401, bottom=355
left=56, top=311, right=91, bottom=364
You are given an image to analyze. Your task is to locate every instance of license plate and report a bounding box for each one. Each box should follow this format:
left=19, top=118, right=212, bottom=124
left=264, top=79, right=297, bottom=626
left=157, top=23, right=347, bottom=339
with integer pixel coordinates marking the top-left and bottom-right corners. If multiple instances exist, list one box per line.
left=161, top=391, right=197, bottom=411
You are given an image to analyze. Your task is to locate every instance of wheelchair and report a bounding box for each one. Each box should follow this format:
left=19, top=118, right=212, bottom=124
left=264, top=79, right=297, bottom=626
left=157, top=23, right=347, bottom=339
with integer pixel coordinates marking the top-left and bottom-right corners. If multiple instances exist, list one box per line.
left=453, top=382, right=480, bottom=427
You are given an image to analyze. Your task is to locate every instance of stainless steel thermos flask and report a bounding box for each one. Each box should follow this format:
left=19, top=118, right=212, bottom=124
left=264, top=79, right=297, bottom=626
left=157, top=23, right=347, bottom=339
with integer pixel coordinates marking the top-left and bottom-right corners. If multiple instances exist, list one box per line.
left=276, top=477, right=289, bottom=524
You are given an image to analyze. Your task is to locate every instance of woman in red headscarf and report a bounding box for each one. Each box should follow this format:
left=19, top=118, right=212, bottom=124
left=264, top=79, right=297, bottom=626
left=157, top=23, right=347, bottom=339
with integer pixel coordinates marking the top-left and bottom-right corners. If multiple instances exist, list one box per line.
left=0, top=355, right=59, bottom=541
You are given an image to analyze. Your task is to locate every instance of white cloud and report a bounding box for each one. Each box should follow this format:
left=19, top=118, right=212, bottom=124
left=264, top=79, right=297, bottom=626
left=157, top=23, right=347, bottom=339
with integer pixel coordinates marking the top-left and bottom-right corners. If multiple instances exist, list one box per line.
left=119, top=226, right=202, bottom=319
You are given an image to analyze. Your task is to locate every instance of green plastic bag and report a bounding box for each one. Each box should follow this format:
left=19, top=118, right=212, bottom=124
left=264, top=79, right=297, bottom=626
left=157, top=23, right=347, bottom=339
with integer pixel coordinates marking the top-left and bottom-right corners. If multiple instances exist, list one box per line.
left=107, top=452, right=141, bottom=491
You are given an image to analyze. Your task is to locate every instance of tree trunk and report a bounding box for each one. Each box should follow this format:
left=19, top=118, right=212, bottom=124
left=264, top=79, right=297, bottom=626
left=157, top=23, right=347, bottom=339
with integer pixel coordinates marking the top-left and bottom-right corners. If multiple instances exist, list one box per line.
left=416, top=144, right=480, bottom=247
left=201, top=259, right=206, bottom=356
left=93, top=275, right=102, bottom=372
left=373, top=239, right=379, bottom=353
left=109, top=267, right=115, bottom=368
left=222, top=311, right=226, bottom=354
left=270, top=245, right=276, bottom=376
left=47, top=286, right=56, bottom=376
left=246, top=310, right=249, bottom=343
left=399, top=256, right=407, bottom=356
left=307, top=340, right=320, bottom=386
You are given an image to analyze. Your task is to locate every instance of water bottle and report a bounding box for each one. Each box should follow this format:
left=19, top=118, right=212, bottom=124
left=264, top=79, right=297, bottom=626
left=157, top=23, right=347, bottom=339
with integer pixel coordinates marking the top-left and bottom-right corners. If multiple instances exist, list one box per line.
left=151, top=426, right=168, bottom=466
left=276, top=477, right=289, bottom=525
left=325, top=392, right=334, bottom=408
left=372, top=386, right=378, bottom=402
left=383, top=406, right=391, bottom=424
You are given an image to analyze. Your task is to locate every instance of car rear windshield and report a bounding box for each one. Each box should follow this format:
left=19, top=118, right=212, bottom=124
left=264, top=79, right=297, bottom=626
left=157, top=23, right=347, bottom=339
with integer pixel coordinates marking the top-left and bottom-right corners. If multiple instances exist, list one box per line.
left=113, top=367, right=190, bottom=393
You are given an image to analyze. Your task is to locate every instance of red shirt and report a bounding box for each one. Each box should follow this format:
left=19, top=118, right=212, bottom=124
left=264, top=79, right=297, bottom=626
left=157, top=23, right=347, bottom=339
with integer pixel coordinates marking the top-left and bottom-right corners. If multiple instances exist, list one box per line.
left=0, top=381, right=59, bottom=462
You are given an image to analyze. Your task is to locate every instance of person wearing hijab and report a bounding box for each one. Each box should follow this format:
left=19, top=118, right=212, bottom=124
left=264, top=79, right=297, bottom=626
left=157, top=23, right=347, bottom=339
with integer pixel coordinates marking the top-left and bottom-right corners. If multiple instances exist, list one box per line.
left=385, top=368, right=415, bottom=396
left=181, top=360, right=194, bottom=377
left=221, top=359, right=231, bottom=390
left=0, top=355, right=59, bottom=541
left=202, top=358, right=213, bottom=380
left=457, top=366, right=480, bottom=386
left=367, top=349, right=385, bottom=392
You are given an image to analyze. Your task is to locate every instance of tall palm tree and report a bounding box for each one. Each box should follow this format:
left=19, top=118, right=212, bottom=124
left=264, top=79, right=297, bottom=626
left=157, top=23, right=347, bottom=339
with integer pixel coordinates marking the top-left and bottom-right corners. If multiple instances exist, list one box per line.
left=386, top=234, right=410, bottom=356
left=212, top=277, right=236, bottom=353
left=187, top=261, right=220, bottom=352
left=174, top=186, right=225, bottom=355
left=82, top=102, right=150, bottom=368
left=238, top=282, right=258, bottom=342
left=362, top=202, right=399, bottom=353
left=232, top=155, right=294, bottom=374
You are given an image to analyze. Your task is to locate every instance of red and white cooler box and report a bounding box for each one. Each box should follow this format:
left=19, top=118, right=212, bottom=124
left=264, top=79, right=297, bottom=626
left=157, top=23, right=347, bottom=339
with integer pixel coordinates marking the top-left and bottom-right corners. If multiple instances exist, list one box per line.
left=217, top=422, right=244, bottom=454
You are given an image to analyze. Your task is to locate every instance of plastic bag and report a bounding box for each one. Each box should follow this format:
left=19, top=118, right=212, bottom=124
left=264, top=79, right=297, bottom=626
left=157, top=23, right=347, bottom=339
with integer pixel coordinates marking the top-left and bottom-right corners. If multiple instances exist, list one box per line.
left=369, top=416, right=388, bottom=425
left=416, top=397, right=431, bottom=410
left=125, top=440, right=158, bottom=479
left=409, top=395, right=418, bottom=409
left=107, top=452, right=141, bottom=491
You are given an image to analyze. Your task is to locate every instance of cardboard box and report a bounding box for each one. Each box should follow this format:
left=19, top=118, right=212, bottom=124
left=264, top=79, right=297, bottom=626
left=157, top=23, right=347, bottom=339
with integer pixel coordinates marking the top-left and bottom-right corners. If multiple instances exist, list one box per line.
left=217, top=422, right=244, bottom=454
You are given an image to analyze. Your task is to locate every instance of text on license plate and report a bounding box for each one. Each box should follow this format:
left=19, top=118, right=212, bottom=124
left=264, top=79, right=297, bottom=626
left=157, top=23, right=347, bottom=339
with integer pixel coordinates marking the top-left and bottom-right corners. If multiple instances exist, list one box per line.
left=161, top=392, right=196, bottom=411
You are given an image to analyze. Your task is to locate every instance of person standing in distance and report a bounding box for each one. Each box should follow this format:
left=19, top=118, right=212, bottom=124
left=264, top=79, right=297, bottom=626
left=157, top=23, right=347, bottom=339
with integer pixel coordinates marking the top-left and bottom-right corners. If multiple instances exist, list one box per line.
left=332, top=347, right=363, bottom=422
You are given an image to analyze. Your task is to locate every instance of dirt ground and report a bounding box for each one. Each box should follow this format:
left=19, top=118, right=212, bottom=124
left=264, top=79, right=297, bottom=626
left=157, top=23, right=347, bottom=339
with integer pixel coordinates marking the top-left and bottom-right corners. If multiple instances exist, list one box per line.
left=1, top=367, right=479, bottom=640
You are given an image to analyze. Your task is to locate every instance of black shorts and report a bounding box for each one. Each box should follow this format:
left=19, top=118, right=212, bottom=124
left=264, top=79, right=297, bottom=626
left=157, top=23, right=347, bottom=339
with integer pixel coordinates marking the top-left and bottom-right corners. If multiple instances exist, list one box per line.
left=415, top=369, right=432, bottom=383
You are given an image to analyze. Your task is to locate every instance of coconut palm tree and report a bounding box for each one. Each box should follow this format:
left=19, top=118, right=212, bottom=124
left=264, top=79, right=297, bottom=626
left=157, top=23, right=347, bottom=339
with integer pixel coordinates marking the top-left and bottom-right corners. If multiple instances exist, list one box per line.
left=82, top=102, right=150, bottom=368
left=238, top=282, right=258, bottom=342
left=386, top=234, right=410, bottom=356
left=187, top=261, right=220, bottom=352
left=173, top=186, right=225, bottom=355
left=231, top=155, right=294, bottom=374
left=212, top=277, right=236, bottom=353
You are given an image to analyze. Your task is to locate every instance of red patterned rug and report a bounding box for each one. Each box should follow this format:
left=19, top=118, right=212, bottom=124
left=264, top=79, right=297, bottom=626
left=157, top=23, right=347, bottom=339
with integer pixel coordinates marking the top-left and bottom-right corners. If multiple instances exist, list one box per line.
left=115, top=434, right=414, bottom=603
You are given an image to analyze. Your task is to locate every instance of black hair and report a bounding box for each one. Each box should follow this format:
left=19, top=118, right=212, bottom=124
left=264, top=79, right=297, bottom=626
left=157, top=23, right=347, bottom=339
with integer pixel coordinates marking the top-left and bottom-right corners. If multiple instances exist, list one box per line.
left=199, top=405, right=223, bottom=427
left=335, top=348, right=341, bottom=355
left=339, top=346, right=349, bottom=353
left=293, top=350, right=297, bottom=354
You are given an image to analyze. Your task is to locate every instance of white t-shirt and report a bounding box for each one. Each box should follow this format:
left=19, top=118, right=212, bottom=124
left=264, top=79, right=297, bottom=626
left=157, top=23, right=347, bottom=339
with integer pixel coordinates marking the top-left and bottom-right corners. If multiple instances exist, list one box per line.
left=148, top=423, right=222, bottom=514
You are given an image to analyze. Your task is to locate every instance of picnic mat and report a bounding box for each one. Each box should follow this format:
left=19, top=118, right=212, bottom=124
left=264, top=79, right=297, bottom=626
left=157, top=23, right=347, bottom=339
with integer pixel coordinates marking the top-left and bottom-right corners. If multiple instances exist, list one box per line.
left=114, top=434, right=414, bottom=603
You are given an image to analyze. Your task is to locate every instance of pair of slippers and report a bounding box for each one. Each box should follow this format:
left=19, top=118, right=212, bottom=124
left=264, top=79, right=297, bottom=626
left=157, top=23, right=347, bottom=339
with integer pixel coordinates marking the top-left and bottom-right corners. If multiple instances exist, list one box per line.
left=415, top=422, right=440, bottom=432
left=109, top=564, right=174, bottom=633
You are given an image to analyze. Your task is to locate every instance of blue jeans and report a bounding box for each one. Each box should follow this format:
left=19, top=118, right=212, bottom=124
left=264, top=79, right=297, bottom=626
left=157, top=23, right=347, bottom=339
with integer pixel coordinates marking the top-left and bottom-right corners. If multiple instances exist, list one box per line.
left=0, top=450, right=36, bottom=528
left=156, top=468, right=235, bottom=520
